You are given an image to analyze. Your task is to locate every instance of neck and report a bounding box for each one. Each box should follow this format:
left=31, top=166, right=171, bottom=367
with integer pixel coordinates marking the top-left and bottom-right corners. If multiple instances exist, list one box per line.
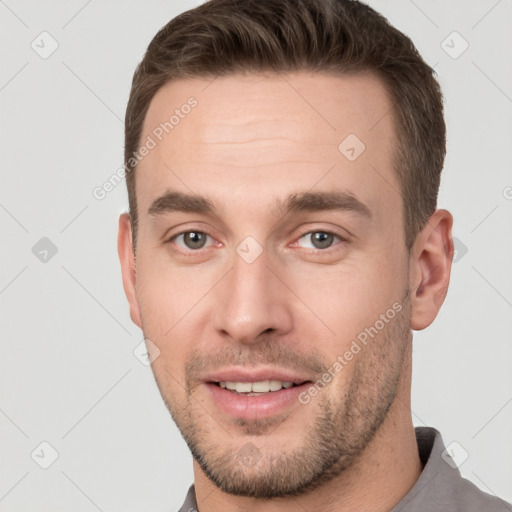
left=193, top=346, right=422, bottom=512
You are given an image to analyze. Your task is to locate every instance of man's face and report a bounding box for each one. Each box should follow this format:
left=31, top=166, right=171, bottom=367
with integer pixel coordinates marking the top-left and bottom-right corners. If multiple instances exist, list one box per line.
left=126, top=72, right=413, bottom=497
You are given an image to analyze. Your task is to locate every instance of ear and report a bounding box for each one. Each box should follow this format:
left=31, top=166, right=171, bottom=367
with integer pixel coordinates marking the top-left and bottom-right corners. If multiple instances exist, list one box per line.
left=409, top=209, right=454, bottom=331
left=118, top=212, right=142, bottom=328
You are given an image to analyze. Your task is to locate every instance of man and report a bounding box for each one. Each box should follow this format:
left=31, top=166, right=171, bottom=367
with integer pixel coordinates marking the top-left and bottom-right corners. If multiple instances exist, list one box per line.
left=117, top=0, right=511, bottom=510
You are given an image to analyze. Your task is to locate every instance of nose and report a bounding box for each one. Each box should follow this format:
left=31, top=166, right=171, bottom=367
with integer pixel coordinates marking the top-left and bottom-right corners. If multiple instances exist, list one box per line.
left=211, top=244, right=293, bottom=345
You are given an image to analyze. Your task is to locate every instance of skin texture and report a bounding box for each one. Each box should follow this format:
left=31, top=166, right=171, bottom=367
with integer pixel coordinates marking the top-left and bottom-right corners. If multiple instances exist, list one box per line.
left=118, top=71, right=454, bottom=511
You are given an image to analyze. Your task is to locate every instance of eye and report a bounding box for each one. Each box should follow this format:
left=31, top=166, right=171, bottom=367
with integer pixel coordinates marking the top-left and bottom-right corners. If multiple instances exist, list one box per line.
left=295, top=231, right=343, bottom=250
left=171, top=231, right=213, bottom=251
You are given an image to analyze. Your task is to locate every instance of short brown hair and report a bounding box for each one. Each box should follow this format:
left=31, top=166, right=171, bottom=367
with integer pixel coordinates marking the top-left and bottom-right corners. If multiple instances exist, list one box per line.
left=124, top=0, right=445, bottom=252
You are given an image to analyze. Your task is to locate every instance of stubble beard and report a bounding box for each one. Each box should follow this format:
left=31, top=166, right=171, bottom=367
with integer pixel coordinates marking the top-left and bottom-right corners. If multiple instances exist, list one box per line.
left=148, top=290, right=412, bottom=499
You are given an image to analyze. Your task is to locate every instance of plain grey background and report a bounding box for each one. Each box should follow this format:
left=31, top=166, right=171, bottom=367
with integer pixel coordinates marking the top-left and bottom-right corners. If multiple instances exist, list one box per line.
left=1, top=0, right=511, bottom=510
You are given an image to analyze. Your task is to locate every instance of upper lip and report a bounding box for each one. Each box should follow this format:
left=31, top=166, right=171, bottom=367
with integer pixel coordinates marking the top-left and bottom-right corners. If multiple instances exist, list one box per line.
left=202, top=367, right=314, bottom=385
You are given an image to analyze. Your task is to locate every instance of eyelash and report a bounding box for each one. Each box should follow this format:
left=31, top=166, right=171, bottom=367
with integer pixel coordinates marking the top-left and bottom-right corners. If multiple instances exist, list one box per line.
left=166, top=229, right=346, bottom=256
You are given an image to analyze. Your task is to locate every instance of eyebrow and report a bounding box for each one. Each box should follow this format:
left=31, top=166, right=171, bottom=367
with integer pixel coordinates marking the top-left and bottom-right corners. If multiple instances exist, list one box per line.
left=147, top=189, right=372, bottom=220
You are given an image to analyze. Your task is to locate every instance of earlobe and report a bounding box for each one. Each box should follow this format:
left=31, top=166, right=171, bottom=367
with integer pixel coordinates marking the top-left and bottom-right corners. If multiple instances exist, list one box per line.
left=409, top=209, right=454, bottom=331
left=117, top=212, right=142, bottom=328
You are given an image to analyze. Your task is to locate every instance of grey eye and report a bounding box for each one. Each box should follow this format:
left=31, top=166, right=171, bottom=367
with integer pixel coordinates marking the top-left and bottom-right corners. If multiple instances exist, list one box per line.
left=179, top=231, right=208, bottom=249
left=297, top=231, right=338, bottom=250
left=310, top=232, right=335, bottom=249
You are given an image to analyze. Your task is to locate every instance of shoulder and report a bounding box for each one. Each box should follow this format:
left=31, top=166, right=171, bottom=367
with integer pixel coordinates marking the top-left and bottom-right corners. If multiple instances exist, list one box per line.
left=450, top=476, right=511, bottom=512
left=391, top=427, right=511, bottom=512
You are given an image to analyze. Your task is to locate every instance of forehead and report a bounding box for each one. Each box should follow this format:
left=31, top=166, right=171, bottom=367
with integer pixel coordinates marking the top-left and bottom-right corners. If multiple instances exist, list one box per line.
left=135, top=71, right=400, bottom=224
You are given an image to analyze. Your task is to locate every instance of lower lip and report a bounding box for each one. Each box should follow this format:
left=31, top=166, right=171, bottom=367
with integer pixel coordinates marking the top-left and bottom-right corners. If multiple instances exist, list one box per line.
left=204, top=382, right=311, bottom=421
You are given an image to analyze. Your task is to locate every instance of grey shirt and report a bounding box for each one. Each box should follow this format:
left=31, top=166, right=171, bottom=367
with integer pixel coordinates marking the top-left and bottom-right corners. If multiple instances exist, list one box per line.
left=177, top=426, right=511, bottom=511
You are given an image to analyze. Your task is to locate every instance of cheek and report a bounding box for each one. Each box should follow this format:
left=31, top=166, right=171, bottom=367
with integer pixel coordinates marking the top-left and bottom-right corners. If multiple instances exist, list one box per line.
left=135, top=262, right=197, bottom=390
left=287, top=256, right=405, bottom=351
left=134, top=249, right=213, bottom=335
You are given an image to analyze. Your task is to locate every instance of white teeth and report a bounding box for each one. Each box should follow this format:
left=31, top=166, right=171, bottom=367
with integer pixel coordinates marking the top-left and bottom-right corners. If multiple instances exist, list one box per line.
left=269, top=380, right=283, bottom=391
left=218, top=380, right=295, bottom=393
left=252, top=380, right=271, bottom=392
left=235, top=382, right=252, bottom=393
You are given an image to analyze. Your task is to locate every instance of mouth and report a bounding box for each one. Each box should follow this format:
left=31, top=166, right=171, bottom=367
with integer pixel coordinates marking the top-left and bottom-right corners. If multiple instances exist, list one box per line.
left=211, top=379, right=308, bottom=396
left=204, top=379, right=314, bottom=420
